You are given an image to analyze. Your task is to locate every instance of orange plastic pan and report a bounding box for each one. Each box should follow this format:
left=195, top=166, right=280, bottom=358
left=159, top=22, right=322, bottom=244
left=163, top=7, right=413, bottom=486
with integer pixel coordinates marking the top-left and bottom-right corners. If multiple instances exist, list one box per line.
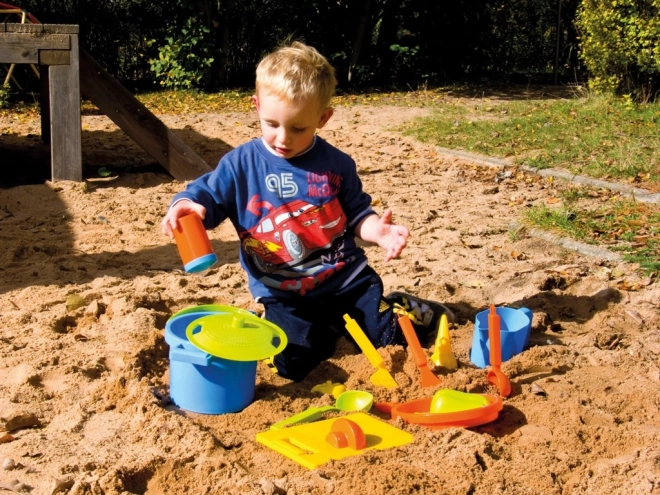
left=374, top=394, right=502, bottom=429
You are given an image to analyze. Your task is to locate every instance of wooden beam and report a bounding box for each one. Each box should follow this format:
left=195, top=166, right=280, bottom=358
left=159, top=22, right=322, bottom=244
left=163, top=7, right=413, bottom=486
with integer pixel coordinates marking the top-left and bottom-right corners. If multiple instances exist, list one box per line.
left=49, top=33, right=82, bottom=181
left=0, top=33, right=70, bottom=63
left=0, top=43, right=37, bottom=63
left=42, top=24, right=79, bottom=34
left=39, top=49, right=70, bottom=65
left=4, top=23, right=43, bottom=34
left=79, top=48, right=213, bottom=181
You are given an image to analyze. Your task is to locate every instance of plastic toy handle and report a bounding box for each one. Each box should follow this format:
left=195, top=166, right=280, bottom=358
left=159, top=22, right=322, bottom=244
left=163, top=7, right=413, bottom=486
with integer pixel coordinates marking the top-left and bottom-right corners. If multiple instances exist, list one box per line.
left=169, top=347, right=212, bottom=367
left=398, top=315, right=428, bottom=368
left=325, top=418, right=366, bottom=450
left=311, top=381, right=346, bottom=398
left=343, top=314, right=384, bottom=368
left=270, top=405, right=336, bottom=430
left=488, top=305, right=502, bottom=368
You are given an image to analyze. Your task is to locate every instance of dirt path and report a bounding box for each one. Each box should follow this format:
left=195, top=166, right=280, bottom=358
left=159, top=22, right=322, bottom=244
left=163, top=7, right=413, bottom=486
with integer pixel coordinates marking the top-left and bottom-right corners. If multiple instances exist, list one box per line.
left=0, top=105, right=659, bottom=494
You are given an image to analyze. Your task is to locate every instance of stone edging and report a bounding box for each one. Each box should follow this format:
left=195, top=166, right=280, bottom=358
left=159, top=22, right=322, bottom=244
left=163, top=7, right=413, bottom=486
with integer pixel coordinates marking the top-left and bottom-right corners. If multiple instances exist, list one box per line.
left=435, top=146, right=660, bottom=205
left=436, top=147, right=646, bottom=262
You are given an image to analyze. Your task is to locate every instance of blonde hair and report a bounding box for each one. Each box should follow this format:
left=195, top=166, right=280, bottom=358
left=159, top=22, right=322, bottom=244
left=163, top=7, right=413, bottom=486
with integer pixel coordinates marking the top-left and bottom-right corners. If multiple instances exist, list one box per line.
left=256, top=41, right=337, bottom=109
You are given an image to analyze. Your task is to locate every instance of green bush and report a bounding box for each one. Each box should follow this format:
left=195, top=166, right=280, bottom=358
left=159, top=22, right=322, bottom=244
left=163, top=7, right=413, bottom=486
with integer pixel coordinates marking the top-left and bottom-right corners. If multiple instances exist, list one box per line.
left=0, top=84, right=9, bottom=108
left=149, top=17, right=214, bottom=90
left=576, top=0, right=660, bottom=101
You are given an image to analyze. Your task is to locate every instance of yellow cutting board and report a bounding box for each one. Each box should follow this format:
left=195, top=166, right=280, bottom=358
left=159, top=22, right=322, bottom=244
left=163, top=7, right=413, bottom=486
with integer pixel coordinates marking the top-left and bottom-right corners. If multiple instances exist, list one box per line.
left=256, top=412, right=413, bottom=470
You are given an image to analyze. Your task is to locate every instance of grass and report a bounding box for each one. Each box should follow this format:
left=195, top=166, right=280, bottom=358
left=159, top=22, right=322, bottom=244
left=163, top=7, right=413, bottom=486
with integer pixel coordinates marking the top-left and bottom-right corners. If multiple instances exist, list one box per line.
left=402, top=92, right=660, bottom=185
left=523, top=187, right=660, bottom=275
left=1, top=86, right=659, bottom=277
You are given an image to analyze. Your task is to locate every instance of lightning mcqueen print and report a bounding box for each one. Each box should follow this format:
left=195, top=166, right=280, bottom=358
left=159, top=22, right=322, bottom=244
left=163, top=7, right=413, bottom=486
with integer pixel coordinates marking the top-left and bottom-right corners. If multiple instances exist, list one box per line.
left=240, top=198, right=346, bottom=273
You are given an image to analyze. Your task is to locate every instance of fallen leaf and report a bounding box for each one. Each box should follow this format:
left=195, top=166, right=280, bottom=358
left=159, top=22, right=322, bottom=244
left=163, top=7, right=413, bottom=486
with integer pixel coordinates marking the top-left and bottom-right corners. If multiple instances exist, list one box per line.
left=0, top=433, right=15, bottom=444
left=625, top=310, right=644, bottom=325
left=531, top=383, right=547, bottom=396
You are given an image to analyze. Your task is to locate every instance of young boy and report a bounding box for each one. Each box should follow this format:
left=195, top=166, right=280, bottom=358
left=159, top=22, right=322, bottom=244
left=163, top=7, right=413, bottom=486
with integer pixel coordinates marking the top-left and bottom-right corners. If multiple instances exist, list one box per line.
left=162, top=42, right=453, bottom=381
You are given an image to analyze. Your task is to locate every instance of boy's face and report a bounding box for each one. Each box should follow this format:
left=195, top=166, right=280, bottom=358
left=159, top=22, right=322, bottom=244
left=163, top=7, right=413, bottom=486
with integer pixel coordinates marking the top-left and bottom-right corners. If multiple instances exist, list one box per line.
left=253, top=91, right=333, bottom=159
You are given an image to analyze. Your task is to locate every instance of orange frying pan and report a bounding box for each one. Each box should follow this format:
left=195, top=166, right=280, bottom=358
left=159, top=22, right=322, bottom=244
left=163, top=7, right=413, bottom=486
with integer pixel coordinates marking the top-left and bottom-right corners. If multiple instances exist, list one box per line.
left=375, top=394, right=502, bottom=429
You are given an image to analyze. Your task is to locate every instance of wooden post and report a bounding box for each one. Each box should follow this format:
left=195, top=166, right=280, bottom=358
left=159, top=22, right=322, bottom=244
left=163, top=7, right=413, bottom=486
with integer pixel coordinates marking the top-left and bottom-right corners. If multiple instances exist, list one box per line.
left=48, top=29, right=82, bottom=181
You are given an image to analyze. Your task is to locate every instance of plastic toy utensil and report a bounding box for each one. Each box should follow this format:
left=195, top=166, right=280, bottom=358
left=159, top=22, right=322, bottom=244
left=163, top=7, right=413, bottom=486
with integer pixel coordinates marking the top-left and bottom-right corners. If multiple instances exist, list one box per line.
left=325, top=418, right=367, bottom=450
left=256, top=412, right=414, bottom=470
left=375, top=394, right=502, bottom=429
left=398, top=314, right=441, bottom=388
left=343, top=314, right=398, bottom=389
left=270, top=390, right=374, bottom=430
left=311, top=381, right=347, bottom=399
left=430, top=389, right=490, bottom=413
left=430, top=314, right=457, bottom=370
left=487, top=305, right=512, bottom=397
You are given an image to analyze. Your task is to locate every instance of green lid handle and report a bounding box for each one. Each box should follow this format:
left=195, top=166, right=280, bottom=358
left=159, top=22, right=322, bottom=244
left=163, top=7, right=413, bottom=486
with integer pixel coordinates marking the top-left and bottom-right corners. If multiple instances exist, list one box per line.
left=270, top=405, right=336, bottom=430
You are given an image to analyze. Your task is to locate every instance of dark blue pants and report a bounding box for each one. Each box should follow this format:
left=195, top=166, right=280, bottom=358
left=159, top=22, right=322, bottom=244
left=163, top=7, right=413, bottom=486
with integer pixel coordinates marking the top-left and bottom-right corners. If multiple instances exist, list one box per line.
left=261, top=266, right=399, bottom=381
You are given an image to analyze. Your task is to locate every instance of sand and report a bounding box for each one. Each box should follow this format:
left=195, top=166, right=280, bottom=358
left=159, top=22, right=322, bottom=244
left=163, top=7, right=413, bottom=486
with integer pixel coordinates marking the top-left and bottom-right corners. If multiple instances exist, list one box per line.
left=1, top=103, right=659, bottom=495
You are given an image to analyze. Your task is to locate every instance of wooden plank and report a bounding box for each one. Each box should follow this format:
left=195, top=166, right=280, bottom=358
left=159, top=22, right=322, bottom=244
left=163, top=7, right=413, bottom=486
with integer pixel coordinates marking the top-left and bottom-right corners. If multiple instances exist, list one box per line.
left=49, top=33, right=82, bottom=181
left=40, top=66, right=50, bottom=143
left=43, top=24, right=79, bottom=34
left=0, top=33, right=70, bottom=52
left=5, top=23, right=43, bottom=34
left=79, top=48, right=213, bottom=181
left=39, top=49, right=70, bottom=65
left=0, top=44, right=38, bottom=63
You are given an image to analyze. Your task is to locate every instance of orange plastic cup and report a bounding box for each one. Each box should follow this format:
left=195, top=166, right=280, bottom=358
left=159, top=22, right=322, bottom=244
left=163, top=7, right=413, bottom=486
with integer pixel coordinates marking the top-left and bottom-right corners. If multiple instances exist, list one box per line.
left=173, top=213, right=218, bottom=273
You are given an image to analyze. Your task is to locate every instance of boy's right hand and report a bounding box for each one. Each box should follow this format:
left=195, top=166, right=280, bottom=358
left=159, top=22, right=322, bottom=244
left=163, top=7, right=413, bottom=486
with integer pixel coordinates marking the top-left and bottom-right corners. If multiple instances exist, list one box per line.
left=161, top=199, right=206, bottom=238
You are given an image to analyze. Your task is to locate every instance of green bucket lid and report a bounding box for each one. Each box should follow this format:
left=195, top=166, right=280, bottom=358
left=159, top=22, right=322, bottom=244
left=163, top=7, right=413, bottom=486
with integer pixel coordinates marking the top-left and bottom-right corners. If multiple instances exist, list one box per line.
left=186, top=313, right=287, bottom=361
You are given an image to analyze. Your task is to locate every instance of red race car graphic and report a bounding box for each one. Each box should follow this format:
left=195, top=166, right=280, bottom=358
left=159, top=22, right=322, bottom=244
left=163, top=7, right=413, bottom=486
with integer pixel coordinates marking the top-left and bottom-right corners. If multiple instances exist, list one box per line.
left=241, top=198, right=346, bottom=273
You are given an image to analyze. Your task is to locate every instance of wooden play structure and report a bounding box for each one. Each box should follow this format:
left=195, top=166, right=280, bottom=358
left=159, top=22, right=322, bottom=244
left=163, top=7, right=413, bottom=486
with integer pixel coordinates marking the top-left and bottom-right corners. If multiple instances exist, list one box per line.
left=0, top=8, right=213, bottom=182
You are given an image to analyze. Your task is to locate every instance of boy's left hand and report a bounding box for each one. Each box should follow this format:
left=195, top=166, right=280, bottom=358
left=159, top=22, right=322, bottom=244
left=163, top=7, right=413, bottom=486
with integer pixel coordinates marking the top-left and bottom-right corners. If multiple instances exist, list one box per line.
left=355, top=209, right=409, bottom=261
left=375, top=210, right=409, bottom=261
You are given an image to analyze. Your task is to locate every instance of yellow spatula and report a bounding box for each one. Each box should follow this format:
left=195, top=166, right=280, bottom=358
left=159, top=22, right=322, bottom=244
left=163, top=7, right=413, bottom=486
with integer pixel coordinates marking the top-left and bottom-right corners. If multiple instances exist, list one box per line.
left=343, top=314, right=398, bottom=389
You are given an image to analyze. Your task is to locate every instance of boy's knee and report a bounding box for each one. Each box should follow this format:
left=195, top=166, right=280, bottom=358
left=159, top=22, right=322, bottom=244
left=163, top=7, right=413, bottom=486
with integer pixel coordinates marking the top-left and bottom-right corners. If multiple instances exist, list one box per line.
left=273, top=354, right=318, bottom=382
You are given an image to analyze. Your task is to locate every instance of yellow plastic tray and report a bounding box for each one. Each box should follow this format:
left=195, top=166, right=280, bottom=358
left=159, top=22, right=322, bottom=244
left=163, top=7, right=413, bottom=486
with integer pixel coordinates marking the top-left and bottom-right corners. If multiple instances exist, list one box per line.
left=256, top=412, right=413, bottom=469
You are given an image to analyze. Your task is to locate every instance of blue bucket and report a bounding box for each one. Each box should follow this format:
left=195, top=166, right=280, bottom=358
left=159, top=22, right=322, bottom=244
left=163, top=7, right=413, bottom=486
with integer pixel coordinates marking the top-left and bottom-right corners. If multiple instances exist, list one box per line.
left=470, top=306, right=532, bottom=368
left=165, top=307, right=257, bottom=414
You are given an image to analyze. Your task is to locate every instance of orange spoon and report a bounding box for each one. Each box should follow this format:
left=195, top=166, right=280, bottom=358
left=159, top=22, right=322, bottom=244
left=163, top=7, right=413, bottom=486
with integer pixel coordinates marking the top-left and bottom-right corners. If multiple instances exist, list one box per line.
left=486, top=305, right=512, bottom=397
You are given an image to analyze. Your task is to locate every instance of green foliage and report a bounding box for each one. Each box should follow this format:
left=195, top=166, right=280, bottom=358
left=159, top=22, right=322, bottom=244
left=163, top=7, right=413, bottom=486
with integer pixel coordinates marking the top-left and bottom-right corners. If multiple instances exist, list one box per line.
left=576, top=0, right=660, bottom=101
left=149, top=18, right=214, bottom=89
left=4, top=0, right=583, bottom=90
left=0, top=84, right=9, bottom=108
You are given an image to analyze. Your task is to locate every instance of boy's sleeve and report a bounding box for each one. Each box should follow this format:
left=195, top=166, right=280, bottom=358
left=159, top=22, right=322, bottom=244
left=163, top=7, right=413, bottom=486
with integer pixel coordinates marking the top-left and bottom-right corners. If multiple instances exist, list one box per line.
left=171, top=161, right=234, bottom=230
left=337, top=157, right=376, bottom=229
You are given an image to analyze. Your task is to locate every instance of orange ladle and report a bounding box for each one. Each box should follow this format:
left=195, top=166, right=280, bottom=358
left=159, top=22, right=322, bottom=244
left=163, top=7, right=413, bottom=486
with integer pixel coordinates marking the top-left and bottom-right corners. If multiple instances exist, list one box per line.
left=486, top=305, right=512, bottom=397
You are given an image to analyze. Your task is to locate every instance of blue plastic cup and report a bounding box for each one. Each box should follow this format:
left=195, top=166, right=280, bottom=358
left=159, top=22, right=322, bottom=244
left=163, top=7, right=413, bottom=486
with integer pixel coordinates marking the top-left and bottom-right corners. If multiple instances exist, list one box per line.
left=470, top=306, right=532, bottom=368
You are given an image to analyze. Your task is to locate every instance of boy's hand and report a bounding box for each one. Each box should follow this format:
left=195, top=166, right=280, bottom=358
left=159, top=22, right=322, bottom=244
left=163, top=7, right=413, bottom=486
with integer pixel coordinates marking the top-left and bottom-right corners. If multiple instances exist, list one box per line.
left=356, top=210, right=409, bottom=262
left=375, top=210, right=409, bottom=261
left=161, top=200, right=206, bottom=238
